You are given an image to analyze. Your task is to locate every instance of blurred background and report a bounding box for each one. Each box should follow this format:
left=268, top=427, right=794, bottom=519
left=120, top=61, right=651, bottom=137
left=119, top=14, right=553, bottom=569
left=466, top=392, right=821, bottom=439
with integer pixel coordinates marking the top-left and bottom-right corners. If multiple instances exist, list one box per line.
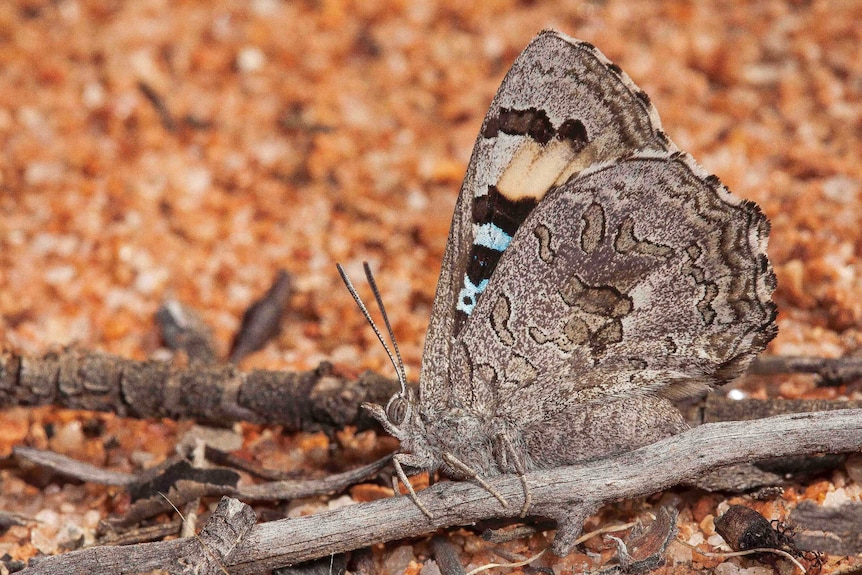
left=1, top=0, right=859, bottom=375
left=0, top=1, right=860, bottom=570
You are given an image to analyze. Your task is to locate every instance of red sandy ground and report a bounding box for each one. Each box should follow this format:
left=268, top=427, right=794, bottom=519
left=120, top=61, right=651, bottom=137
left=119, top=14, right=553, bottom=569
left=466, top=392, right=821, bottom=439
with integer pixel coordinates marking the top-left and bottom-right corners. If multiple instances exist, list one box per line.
left=1, top=1, right=860, bottom=573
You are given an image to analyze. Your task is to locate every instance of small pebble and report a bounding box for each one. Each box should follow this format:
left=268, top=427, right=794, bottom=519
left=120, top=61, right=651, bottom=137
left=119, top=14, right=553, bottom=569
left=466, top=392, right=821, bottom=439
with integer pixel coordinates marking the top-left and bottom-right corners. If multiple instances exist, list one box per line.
left=382, top=545, right=415, bottom=575
left=419, top=560, right=441, bottom=575
left=237, top=46, right=266, bottom=72
left=846, top=453, right=862, bottom=483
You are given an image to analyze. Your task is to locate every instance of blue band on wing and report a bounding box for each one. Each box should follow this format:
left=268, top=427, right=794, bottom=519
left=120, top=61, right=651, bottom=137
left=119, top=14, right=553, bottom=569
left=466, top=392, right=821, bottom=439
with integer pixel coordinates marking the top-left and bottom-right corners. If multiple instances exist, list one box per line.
left=456, top=277, right=490, bottom=315
left=474, top=223, right=513, bottom=253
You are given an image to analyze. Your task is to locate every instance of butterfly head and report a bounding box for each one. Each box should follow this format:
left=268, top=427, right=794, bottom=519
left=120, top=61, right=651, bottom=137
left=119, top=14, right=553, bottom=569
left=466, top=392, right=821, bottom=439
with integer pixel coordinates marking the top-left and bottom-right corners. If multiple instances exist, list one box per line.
left=364, top=387, right=421, bottom=441
left=385, top=391, right=410, bottom=426
left=364, top=388, right=439, bottom=473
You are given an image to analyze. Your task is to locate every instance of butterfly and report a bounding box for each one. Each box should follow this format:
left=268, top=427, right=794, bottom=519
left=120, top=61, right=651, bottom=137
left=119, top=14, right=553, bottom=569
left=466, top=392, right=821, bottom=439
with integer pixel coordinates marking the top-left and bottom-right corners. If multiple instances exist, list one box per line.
left=343, top=29, right=777, bottom=520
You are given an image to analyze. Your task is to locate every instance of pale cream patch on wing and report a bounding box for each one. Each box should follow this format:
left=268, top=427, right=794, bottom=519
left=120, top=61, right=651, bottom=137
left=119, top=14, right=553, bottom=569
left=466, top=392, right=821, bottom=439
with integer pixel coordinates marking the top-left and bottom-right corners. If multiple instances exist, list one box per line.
left=496, top=132, right=629, bottom=203
left=496, top=139, right=578, bottom=201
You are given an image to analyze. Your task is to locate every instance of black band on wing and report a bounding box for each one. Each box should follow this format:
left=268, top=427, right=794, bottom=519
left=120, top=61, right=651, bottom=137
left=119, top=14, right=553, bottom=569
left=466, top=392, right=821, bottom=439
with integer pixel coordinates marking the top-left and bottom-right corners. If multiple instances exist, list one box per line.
left=453, top=108, right=590, bottom=337
left=474, top=185, right=540, bottom=238
left=483, top=107, right=589, bottom=151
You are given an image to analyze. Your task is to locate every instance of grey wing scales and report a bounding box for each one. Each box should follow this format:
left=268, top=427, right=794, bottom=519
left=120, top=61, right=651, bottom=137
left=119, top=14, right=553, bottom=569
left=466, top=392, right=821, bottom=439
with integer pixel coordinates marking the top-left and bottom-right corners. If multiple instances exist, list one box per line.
left=420, top=30, right=677, bottom=413
left=450, top=153, right=777, bottom=434
left=419, top=181, right=472, bottom=408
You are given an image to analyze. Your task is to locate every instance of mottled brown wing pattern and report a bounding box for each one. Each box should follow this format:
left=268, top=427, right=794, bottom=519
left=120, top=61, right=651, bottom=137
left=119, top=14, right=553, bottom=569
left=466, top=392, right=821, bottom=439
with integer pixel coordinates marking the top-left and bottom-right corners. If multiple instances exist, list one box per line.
left=448, top=152, right=776, bottom=467
left=360, top=31, right=777, bottom=520
left=420, top=30, right=677, bottom=412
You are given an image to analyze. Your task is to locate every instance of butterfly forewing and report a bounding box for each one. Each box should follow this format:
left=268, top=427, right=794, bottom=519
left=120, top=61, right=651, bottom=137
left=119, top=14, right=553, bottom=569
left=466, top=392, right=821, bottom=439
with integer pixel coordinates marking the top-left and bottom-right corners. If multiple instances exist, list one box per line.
left=421, top=30, right=678, bottom=410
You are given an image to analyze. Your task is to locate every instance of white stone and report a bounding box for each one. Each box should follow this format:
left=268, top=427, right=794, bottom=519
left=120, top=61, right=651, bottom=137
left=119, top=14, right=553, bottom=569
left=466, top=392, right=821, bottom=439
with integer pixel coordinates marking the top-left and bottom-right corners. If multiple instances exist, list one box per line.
left=184, top=165, right=212, bottom=195
left=237, top=46, right=266, bottom=73
left=821, top=175, right=859, bottom=203
left=665, top=540, right=693, bottom=565
left=708, top=533, right=727, bottom=548
left=823, top=487, right=851, bottom=507
left=687, top=532, right=705, bottom=546
left=83, top=82, right=105, bottom=108
left=44, top=265, right=76, bottom=285
left=326, top=495, right=356, bottom=510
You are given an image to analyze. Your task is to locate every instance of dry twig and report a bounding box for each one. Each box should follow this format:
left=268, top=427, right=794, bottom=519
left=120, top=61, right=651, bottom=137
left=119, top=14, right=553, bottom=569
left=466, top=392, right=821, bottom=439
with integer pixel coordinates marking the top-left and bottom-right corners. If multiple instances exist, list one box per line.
left=16, top=408, right=862, bottom=575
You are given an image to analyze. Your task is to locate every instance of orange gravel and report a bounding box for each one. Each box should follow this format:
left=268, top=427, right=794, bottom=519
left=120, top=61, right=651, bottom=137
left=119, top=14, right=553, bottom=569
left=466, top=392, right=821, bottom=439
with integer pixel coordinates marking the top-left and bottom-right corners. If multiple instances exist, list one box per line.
left=1, top=1, right=860, bottom=573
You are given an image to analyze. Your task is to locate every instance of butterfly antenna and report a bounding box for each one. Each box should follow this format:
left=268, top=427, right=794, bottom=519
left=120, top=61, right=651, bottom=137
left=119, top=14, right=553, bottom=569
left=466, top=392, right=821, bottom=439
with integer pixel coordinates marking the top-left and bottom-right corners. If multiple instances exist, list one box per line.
left=362, top=262, right=408, bottom=387
left=336, top=263, right=408, bottom=395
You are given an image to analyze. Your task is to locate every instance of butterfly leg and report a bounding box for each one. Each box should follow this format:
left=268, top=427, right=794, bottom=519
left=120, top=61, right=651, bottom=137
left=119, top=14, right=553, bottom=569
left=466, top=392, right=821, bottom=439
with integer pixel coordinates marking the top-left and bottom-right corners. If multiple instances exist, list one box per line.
left=392, top=453, right=434, bottom=519
left=495, top=433, right=530, bottom=517
left=441, top=452, right=509, bottom=508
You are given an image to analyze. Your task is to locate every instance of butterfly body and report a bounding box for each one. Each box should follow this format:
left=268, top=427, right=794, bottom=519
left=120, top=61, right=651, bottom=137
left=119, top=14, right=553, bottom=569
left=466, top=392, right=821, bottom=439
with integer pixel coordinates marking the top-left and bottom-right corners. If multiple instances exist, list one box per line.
left=362, top=30, right=776, bottom=519
left=405, top=392, right=688, bottom=476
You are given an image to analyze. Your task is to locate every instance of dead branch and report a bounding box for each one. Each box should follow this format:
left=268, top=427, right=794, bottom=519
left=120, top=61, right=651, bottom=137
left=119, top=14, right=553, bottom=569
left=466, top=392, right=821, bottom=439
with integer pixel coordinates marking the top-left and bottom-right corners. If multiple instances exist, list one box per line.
left=430, top=535, right=467, bottom=575
left=236, top=455, right=391, bottom=501
left=14, top=448, right=391, bottom=500
left=684, top=395, right=862, bottom=491
left=17, top=408, right=862, bottom=575
left=694, top=395, right=862, bottom=423
left=0, top=349, right=398, bottom=432
left=5, top=349, right=861, bottom=434
left=13, top=446, right=136, bottom=485
left=790, top=500, right=862, bottom=555
left=14, top=446, right=392, bottom=529
left=750, top=355, right=862, bottom=385
left=137, top=81, right=178, bottom=132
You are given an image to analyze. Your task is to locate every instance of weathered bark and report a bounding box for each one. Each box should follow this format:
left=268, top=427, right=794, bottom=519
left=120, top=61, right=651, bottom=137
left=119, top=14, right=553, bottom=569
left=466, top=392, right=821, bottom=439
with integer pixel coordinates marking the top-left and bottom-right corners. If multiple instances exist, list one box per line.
left=790, top=500, right=862, bottom=555
left=692, top=394, right=862, bottom=423
left=0, top=349, right=397, bottom=432
left=750, top=355, right=862, bottom=385
left=16, top=408, right=862, bottom=575
left=3, top=349, right=859, bottom=433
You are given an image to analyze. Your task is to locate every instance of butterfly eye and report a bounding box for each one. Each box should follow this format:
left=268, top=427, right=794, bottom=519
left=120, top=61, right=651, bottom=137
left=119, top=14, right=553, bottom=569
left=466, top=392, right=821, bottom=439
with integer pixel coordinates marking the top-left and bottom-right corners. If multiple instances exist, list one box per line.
left=386, top=396, right=408, bottom=426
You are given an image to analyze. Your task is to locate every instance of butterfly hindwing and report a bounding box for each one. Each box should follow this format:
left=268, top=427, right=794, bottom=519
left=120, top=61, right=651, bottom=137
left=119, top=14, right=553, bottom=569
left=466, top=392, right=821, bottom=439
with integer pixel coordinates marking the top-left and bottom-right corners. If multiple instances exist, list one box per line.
left=420, top=30, right=678, bottom=411
left=450, top=153, right=777, bottom=439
